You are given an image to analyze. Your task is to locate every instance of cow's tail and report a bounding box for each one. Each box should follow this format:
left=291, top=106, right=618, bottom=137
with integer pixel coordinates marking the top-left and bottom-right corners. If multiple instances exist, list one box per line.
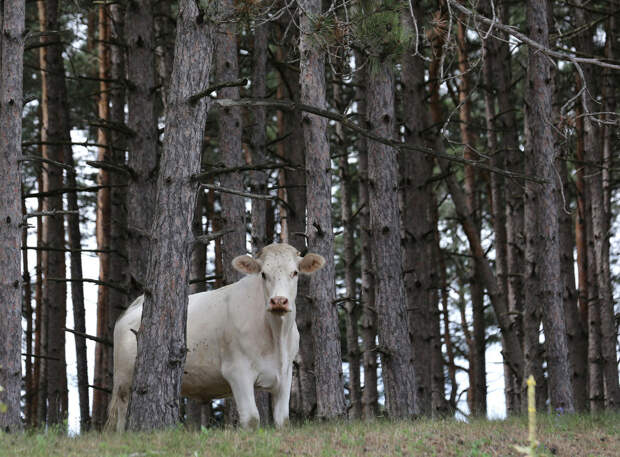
left=103, top=383, right=122, bottom=432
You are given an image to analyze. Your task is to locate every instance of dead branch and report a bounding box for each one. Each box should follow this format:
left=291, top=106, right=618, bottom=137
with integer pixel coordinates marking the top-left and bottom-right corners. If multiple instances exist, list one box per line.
left=64, top=327, right=112, bottom=347
left=189, top=78, right=249, bottom=105
left=194, top=229, right=234, bottom=245
left=47, top=277, right=127, bottom=294
left=86, top=160, right=132, bottom=176
left=213, top=98, right=545, bottom=183
left=24, top=185, right=126, bottom=199
left=19, top=155, right=74, bottom=170
left=23, top=210, right=78, bottom=220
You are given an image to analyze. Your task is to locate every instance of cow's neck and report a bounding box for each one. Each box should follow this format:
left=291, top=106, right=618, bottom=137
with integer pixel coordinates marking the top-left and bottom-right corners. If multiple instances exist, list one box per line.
left=264, top=305, right=296, bottom=372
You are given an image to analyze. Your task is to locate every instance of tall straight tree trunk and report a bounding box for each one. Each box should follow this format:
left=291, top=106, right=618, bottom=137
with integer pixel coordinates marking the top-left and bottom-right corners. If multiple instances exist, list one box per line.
left=299, top=0, right=345, bottom=419
left=34, top=170, right=46, bottom=427
left=278, top=22, right=314, bottom=419
left=125, top=0, right=215, bottom=430
left=249, top=21, right=270, bottom=252
left=186, top=190, right=207, bottom=428
left=106, top=2, right=128, bottom=427
left=576, top=9, right=620, bottom=412
left=0, top=0, right=25, bottom=432
left=367, top=57, right=418, bottom=418
left=248, top=23, right=273, bottom=418
left=400, top=9, right=434, bottom=417
left=93, top=1, right=112, bottom=429
left=524, top=0, right=574, bottom=413
left=575, top=0, right=620, bottom=410
left=493, top=1, right=524, bottom=414
left=339, top=152, right=362, bottom=420
left=38, top=0, right=68, bottom=425
left=126, top=0, right=158, bottom=302
left=217, top=0, right=245, bottom=286
left=355, top=56, right=378, bottom=419
left=551, top=68, right=588, bottom=412
left=216, top=0, right=245, bottom=425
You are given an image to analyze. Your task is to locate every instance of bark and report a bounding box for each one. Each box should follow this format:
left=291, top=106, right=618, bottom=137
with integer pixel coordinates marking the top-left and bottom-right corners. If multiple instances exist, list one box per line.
left=249, top=23, right=272, bottom=419
left=126, top=0, right=158, bottom=302
left=558, top=153, right=588, bottom=412
left=63, top=76, right=91, bottom=433
left=575, top=0, right=620, bottom=410
left=186, top=190, right=207, bottom=428
left=38, top=0, right=68, bottom=426
left=367, top=60, right=418, bottom=418
left=106, top=2, right=128, bottom=427
left=352, top=55, right=378, bottom=420
left=339, top=152, right=362, bottom=420
left=125, top=0, right=215, bottom=430
left=299, top=0, right=345, bottom=419
left=0, top=0, right=25, bottom=432
left=494, top=1, right=525, bottom=414
left=34, top=170, right=46, bottom=427
left=524, top=0, right=574, bottom=412
left=400, top=10, right=434, bottom=417
left=217, top=0, right=245, bottom=287
left=93, top=1, right=111, bottom=429
left=277, top=20, right=314, bottom=419
left=249, top=21, right=270, bottom=252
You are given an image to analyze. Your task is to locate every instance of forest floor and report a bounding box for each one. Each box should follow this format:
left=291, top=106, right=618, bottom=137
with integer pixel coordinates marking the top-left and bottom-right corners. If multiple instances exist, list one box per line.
left=1, top=412, right=618, bottom=457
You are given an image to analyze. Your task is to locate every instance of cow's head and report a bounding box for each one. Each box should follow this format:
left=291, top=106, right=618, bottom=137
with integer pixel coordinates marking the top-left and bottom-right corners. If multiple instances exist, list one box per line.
left=232, top=243, right=325, bottom=315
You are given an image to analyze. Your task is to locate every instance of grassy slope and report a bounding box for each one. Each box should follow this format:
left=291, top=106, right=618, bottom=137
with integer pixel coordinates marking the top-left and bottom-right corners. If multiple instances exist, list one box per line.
left=1, top=413, right=618, bottom=457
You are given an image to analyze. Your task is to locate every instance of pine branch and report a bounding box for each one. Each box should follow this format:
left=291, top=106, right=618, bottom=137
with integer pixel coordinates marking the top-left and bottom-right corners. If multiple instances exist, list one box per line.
left=47, top=277, right=127, bottom=294
left=188, top=78, right=249, bottom=105
left=24, top=185, right=125, bottom=199
left=19, top=155, right=74, bottom=170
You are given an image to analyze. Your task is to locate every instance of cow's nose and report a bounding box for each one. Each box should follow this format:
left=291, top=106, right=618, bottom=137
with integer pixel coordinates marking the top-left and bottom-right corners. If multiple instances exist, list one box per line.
left=270, top=296, right=288, bottom=307
left=269, top=296, right=290, bottom=313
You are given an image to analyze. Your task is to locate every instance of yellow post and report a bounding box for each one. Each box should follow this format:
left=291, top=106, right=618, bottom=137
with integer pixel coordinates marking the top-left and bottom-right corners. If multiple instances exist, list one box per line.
left=515, top=374, right=538, bottom=456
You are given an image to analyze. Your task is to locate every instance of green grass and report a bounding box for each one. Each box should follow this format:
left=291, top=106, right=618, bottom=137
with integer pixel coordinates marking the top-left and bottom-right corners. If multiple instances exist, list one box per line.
left=1, top=413, right=618, bottom=457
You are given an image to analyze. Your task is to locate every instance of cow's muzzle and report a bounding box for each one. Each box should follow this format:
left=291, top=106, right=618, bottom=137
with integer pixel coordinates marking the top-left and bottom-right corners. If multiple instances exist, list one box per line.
left=268, top=296, right=290, bottom=314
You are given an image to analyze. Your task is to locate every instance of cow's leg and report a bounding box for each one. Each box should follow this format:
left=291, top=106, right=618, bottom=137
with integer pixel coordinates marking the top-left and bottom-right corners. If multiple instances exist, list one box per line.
left=272, top=365, right=292, bottom=428
left=223, top=366, right=260, bottom=428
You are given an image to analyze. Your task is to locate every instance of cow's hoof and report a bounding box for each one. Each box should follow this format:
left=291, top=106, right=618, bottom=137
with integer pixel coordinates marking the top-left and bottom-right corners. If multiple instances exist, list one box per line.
left=244, top=416, right=260, bottom=430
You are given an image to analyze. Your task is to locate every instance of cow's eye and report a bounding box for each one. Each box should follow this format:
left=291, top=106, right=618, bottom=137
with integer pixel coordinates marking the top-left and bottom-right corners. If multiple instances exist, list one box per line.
left=261, top=272, right=267, bottom=280
left=292, top=271, right=298, bottom=278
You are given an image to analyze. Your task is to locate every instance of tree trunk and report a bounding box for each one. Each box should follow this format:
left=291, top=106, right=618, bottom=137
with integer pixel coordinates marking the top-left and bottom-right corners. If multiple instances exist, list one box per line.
left=574, top=0, right=620, bottom=410
left=125, top=0, right=215, bottom=430
left=249, top=21, right=270, bottom=253
left=367, top=59, right=418, bottom=419
left=339, top=152, right=362, bottom=420
left=126, top=0, right=158, bottom=303
left=38, top=0, right=68, bottom=426
left=278, top=21, right=314, bottom=419
left=93, top=1, right=111, bottom=429
left=106, top=1, right=128, bottom=427
left=186, top=190, right=207, bottom=428
left=400, top=10, right=434, bottom=417
left=524, top=0, right=574, bottom=413
left=355, top=56, right=378, bottom=420
left=299, top=0, right=345, bottom=419
left=494, top=1, right=524, bottom=414
left=217, top=0, right=245, bottom=286
left=0, top=0, right=25, bottom=432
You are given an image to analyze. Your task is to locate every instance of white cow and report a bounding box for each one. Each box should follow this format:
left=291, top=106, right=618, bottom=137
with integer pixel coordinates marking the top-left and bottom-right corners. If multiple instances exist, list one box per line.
left=105, top=243, right=325, bottom=430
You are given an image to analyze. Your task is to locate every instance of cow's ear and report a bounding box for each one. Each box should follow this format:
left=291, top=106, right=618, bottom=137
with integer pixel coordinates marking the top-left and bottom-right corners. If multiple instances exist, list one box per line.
left=298, top=253, right=326, bottom=274
left=232, top=255, right=262, bottom=275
